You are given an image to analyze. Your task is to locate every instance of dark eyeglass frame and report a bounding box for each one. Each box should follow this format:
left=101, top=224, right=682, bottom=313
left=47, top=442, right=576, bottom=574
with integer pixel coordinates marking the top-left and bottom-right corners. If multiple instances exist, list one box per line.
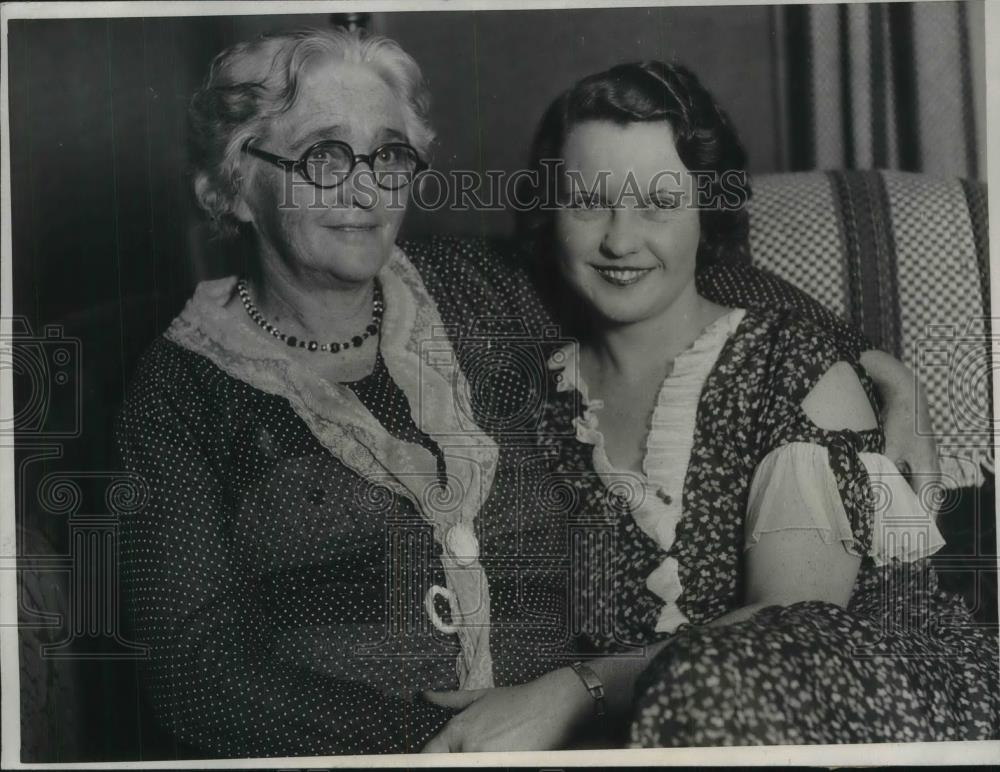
left=241, top=137, right=429, bottom=190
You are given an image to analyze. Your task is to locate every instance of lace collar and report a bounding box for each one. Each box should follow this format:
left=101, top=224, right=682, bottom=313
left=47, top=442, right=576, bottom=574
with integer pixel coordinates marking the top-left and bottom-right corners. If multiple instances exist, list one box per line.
left=167, top=245, right=498, bottom=688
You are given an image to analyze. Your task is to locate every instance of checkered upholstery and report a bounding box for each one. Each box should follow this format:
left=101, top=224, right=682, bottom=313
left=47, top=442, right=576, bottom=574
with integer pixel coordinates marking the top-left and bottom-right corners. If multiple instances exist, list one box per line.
left=747, top=173, right=848, bottom=318
left=749, top=171, right=992, bottom=487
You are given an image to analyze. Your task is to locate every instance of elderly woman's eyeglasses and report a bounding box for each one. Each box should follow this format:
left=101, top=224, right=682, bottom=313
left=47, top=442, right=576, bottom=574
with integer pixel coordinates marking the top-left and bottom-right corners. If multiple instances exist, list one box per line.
left=241, top=138, right=428, bottom=190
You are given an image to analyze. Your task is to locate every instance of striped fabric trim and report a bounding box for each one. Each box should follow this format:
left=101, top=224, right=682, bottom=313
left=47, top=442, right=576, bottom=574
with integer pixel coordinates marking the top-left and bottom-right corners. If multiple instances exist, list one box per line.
left=828, top=171, right=903, bottom=357
left=746, top=171, right=991, bottom=486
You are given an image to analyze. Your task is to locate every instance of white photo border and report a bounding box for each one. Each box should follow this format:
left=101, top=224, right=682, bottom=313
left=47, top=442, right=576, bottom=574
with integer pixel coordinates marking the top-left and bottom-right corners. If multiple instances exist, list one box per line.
left=1, top=0, right=997, bottom=767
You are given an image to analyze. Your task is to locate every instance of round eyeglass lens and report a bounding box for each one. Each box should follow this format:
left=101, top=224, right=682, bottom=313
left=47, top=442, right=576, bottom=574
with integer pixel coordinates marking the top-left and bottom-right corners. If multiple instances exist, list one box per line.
left=373, top=145, right=419, bottom=189
left=304, top=142, right=353, bottom=187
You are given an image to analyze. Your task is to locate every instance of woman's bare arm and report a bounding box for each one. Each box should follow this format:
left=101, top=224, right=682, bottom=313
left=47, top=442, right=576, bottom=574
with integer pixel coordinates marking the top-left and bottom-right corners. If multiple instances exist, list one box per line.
left=421, top=361, right=877, bottom=752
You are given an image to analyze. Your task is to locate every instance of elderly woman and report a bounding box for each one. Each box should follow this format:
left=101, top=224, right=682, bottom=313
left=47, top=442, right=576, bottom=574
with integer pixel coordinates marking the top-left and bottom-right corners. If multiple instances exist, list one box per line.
left=118, top=28, right=943, bottom=758
left=420, top=61, right=999, bottom=752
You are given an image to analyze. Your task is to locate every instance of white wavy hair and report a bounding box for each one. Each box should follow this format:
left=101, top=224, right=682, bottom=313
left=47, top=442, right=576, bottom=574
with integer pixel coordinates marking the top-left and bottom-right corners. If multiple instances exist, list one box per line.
left=188, top=27, right=435, bottom=237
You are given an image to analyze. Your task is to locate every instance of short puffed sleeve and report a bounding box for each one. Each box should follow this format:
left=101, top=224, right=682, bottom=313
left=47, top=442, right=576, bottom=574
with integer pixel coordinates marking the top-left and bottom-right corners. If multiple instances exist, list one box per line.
left=746, top=440, right=945, bottom=565
left=741, top=313, right=944, bottom=566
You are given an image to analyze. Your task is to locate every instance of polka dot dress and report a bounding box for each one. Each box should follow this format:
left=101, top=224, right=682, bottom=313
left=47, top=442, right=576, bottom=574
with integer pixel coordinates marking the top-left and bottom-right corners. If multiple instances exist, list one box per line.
left=117, top=237, right=576, bottom=757
left=117, top=236, right=890, bottom=756
left=346, top=351, right=448, bottom=486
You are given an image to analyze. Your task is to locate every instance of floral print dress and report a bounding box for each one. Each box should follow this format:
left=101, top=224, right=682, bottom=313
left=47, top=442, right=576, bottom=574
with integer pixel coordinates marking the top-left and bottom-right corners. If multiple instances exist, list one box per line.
left=541, top=305, right=999, bottom=746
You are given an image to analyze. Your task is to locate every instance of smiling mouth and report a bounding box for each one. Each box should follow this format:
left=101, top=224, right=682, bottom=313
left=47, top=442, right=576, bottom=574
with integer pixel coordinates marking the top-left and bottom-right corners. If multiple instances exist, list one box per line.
left=592, top=266, right=656, bottom=286
left=326, top=224, right=378, bottom=232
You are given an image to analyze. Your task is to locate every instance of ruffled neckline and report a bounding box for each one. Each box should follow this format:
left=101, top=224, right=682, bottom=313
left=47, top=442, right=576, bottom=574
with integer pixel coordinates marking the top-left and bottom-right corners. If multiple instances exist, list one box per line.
left=547, top=307, right=746, bottom=634
left=548, top=307, right=747, bottom=463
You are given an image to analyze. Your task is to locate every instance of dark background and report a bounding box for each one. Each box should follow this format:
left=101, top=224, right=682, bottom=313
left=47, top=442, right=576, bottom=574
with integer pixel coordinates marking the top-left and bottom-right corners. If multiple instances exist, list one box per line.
left=6, top=4, right=989, bottom=761
left=8, top=5, right=804, bottom=569
left=8, top=6, right=801, bottom=528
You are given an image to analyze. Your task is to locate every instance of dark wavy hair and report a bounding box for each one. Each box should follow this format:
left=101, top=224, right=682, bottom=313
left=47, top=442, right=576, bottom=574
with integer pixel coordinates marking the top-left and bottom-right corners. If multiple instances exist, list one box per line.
left=516, top=60, right=752, bottom=272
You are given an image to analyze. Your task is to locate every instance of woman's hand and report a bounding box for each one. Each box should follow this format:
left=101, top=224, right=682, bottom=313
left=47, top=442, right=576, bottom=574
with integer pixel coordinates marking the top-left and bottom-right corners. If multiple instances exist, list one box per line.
left=859, top=350, right=941, bottom=497
left=420, top=667, right=592, bottom=753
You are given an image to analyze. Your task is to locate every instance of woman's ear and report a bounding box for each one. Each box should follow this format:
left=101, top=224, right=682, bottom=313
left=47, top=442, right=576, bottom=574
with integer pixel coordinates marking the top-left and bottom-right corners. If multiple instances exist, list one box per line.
left=194, top=171, right=254, bottom=225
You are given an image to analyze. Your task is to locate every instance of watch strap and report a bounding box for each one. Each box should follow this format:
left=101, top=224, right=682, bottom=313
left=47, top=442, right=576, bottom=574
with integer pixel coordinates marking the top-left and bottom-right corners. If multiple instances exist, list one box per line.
left=569, top=661, right=606, bottom=717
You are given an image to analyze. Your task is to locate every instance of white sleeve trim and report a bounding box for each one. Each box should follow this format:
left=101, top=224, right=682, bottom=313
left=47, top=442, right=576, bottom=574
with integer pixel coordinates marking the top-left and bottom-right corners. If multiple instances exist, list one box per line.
left=746, top=442, right=945, bottom=566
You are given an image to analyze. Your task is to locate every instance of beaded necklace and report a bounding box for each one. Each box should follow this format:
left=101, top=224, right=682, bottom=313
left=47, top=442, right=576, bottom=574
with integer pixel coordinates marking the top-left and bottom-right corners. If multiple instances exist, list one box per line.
left=237, top=278, right=384, bottom=353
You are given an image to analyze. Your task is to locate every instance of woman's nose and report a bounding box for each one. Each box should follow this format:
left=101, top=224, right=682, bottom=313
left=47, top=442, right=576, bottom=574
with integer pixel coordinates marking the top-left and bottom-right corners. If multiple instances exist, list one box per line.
left=600, top=208, right=639, bottom=258
left=336, top=165, right=378, bottom=210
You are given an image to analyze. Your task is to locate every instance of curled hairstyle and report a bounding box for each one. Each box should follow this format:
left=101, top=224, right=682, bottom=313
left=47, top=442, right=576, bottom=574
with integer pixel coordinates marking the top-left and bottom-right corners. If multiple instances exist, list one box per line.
left=517, top=60, right=751, bottom=271
left=188, top=27, right=435, bottom=238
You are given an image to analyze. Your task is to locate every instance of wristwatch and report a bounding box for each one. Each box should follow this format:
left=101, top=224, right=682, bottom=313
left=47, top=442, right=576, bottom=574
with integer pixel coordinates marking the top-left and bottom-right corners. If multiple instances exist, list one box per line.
left=569, top=661, right=606, bottom=716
